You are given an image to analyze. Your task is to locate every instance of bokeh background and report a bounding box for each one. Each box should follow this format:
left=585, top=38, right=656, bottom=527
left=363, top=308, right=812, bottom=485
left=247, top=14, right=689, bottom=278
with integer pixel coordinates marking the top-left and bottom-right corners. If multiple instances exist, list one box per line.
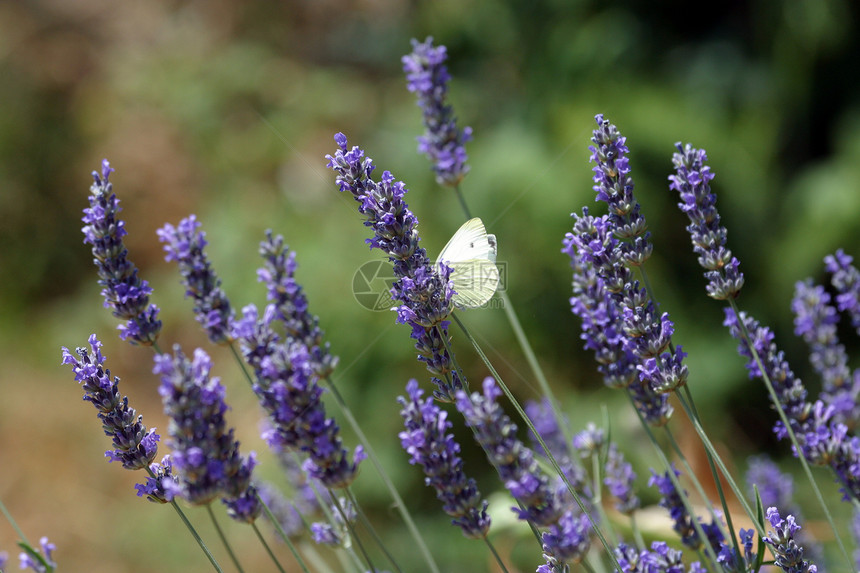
left=2, top=1, right=860, bottom=571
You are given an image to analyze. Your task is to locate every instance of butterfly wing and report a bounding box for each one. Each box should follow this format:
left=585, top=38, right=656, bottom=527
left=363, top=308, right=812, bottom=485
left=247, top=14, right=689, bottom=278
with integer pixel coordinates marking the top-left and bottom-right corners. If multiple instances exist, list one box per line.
left=437, top=218, right=499, bottom=309
left=438, top=218, right=496, bottom=264
left=449, top=258, right=499, bottom=308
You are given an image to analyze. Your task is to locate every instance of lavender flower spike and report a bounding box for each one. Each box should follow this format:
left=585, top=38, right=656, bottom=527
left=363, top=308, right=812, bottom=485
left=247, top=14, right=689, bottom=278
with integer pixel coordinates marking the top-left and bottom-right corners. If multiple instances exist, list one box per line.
left=18, top=537, right=57, bottom=573
left=62, top=334, right=166, bottom=501
left=234, top=304, right=365, bottom=489
left=403, top=37, right=472, bottom=186
left=669, top=142, right=744, bottom=300
left=825, top=249, right=860, bottom=335
left=82, top=159, right=161, bottom=345
left=258, top=230, right=337, bottom=377
left=153, top=345, right=260, bottom=521
left=792, top=279, right=859, bottom=428
left=763, top=507, right=818, bottom=573
left=157, top=215, right=234, bottom=344
left=326, top=133, right=464, bottom=402
left=456, top=377, right=561, bottom=527
left=398, top=379, right=491, bottom=539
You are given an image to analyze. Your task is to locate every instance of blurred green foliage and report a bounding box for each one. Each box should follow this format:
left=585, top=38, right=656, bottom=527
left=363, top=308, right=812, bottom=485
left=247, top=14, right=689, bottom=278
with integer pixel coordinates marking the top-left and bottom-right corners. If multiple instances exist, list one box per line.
left=1, top=0, right=859, bottom=571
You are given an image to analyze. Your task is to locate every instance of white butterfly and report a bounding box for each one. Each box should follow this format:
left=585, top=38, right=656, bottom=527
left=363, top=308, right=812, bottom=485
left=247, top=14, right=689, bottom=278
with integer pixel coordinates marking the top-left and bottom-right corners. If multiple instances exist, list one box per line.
left=437, top=218, right=499, bottom=309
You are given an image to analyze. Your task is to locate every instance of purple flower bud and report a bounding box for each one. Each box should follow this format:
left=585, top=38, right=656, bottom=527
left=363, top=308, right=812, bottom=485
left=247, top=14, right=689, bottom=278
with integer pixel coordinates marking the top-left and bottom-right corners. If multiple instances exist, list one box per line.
left=157, top=215, right=234, bottom=344
left=62, top=335, right=160, bottom=476
left=540, top=510, right=592, bottom=567
left=326, top=134, right=464, bottom=402
left=398, top=379, right=490, bottom=539
left=402, top=37, right=472, bottom=187
left=135, top=454, right=178, bottom=504
left=669, top=143, right=744, bottom=299
left=81, top=160, right=161, bottom=345
left=455, top=378, right=561, bottom=527
left=257, top=231, right=338, bottom=377
left=18, top=537, right=56, bottom=573
left=825, top=249, right=860, bottom=334
left=154, top=345, right=259, bottom=519
left=649, top=465, right=723, bottom=552
left=235, top=304, right=365, bottom=489
left=763, top=508, right=818, bottom=573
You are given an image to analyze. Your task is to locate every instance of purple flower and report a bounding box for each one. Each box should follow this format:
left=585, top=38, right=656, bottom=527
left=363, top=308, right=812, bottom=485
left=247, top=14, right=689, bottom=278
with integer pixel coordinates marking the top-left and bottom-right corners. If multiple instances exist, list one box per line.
left=792, top=279, right=859, bottom=428
left=525, top=398, right=571, bottom=461
left=825, top=249, right=860, bottom=334
left=310, top=497, right=355, bottom=547
left=61, top=335, right=160, bottom=474
left=763, top=507, right=818, bottom=573
left=724, top=308, right=860, bottom=501
left=455, top=378, right=561, bottom=527
left=398, top=379, right=491, bottom=539
left=0, top=550, right=6, bottom=570
left=669, top=143, right=744, bottom=300
left=258, top=231, right=337, bottom=377
left=326, top=133, right=464, bottom=402
left=18, top=537, right=56, bottom=573
left=604, top=443, right=639, bottom=515
left=563, top=209, right=674, bottom=423
left=717, top=528, right=756, bottom=572
left=235, top=304, right=365, bottom=489
left=81, top=159, right=161, bottom=345
left=615, top=541, right=704, bottom=573
left=402, top=37, right=472, bottom=187
left=589, top=114, right=652, bottom=266
left=157, top=215, right=234, bottom=344
left=649, top=465, right=723, bottom=552
left=135, top=454, right=178, bottom=504
left=539, top=510, right=592, bottom=568
left=256, top=481, right=306, bottom=540
left=153, top=345, right=260, bottom=521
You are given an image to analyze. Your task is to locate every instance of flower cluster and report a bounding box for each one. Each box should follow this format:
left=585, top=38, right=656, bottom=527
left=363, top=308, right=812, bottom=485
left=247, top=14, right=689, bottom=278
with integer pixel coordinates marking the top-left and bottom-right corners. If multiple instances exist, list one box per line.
left=825, top=249, right=860, bottom=333
left=81, top=160, right=161, bottom=345
left=649, top=465, right=723, bottom=552
left=763, top=507, right=818, bottom=573
left=717, top=528, right=757, bottom=572
left=310, top=497, right=355, bottom=547
left=153, top=345, right=260, bottom=521
left=563, top=209, right=674, bottom=424
left=326, top=133, right=463, bottom=402
left=234, top=304, right=364, bottom=489
left=18, top=537, right=57, bottom=573
left=398, top=379, right=491, bottom=539
left=792, top=278, right=859, bottom=427
left=258, top=230, right=337, bottom=377
left=615, top=541, right=705, bottom=573
left=157, top=215, right=234, bottom=344
left=724, top=308, right=860, bottom=501
left=669, top=143, right=744, bottom=300
left=402, top=36, right=472, bottom=187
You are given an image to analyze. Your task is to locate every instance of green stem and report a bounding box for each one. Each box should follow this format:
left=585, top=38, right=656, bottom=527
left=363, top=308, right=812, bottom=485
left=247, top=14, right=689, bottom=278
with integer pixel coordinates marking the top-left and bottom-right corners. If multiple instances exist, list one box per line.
left=0, top=495, right=28, bottom=545
left=166, top=498, right=224, bottom=573
left=330, top=492, right=375, bottom=573
left=482, top=537, right=511, bottom=573
left=451, top=312, right=624, bottom=572
left=729, top=299, right=853, bottom=568
left=257, top=491, right=311, bottom=573
left=252, top=521, right=287, bottom=573
left=344, top=487, right=403, bottom=573
left=206, top=504, right=244, bottom=573
left=323, top=376, right=440, bottom=573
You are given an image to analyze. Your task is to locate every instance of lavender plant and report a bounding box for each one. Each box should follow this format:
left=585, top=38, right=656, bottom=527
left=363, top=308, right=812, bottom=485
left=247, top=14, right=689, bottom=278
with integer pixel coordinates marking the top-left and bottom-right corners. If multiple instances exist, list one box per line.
left=22, top=37, right=860, bottom=573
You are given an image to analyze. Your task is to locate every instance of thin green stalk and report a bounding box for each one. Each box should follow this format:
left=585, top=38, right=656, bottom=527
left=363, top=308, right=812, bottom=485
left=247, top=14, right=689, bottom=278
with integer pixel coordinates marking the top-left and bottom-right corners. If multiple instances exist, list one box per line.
left=451, top=313, right=624, bottom=572
left=298, top=541, right=336, bottom=573
left=453, top=188, right=575, bottom=453
left=628, top=514, right=645, bottom=550
left=166, top=498, right=224, bottom=573
left=251, top=521, right=287, bottom=573
left=483, top=537, right=512, bottom=573
left=330, top=492, right=376, bottom=573
left=206, top=504, right=245, bottom=573
left=344, top=487, right=403, bottom=573
left=625, top=396, right=722, bottom=571
left=323, top=376, right=440, bottom=573
left=729, top=299, right=853, bottom=568
left=257, top=491, right=311, bottom=573
left=0, top=495, right=28, bottom=544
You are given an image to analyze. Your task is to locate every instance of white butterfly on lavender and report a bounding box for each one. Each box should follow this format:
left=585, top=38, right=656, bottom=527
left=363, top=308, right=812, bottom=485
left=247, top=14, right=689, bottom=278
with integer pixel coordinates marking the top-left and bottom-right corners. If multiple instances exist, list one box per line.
left=436, top=218, right=499, bottom=309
